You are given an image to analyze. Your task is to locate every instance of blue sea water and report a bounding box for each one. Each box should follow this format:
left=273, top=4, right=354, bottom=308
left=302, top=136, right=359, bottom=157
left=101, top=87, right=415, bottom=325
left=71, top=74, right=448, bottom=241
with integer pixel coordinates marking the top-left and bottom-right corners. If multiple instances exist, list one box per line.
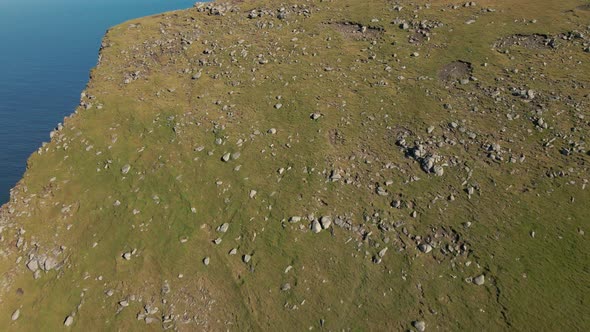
left=0, top=0, right=197, bottom=204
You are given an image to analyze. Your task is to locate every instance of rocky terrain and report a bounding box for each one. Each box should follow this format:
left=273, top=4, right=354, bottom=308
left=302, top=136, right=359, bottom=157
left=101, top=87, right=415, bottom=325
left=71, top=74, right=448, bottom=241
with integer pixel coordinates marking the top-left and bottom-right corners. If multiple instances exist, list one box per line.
left=1, top=0, right=589, bottom=330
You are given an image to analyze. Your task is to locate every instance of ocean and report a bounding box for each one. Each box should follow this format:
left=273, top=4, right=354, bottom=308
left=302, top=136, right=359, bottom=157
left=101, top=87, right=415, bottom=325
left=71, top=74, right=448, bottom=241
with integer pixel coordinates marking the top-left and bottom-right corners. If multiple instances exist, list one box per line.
left=0, top=0, right=197, bottom=204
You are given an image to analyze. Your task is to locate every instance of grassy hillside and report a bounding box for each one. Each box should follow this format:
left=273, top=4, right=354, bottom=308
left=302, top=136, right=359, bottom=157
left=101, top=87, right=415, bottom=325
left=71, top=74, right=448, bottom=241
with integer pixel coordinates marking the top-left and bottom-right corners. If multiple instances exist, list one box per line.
left=1, top=0, right=589, bottom=330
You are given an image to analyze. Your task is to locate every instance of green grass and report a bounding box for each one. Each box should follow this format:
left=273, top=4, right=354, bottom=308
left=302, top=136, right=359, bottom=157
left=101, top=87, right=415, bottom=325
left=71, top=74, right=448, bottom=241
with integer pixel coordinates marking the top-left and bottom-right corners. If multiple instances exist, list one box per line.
left=1, top=0, right=589, bottom=330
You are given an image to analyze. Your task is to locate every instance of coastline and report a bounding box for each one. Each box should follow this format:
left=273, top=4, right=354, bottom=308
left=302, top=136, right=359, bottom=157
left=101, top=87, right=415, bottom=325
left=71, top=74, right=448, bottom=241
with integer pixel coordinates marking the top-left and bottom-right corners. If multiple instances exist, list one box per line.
left=0, top=0, right=202, bottom=206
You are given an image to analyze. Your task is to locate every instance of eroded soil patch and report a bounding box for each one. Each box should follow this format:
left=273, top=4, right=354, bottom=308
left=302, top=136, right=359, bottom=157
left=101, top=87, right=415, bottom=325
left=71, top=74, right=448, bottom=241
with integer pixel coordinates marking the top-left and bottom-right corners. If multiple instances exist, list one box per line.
left=330, top=21, right=383, bottom=41
left=438, top=61, right=473, bottom=82
left=494, top=34, right=556, bottom=49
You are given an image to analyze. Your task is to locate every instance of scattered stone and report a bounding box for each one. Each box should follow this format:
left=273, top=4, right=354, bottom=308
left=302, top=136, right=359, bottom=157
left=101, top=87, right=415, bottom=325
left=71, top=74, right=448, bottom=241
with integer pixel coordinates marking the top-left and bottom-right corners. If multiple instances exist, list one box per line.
left=64, top=315, right=74, bottom=327
left=433, top=165, right=444, bottom=176
left=221, top=153, right=231, bottom=162
left=203, top=257, right=210, bottom=266
left=243, top=254, right=251, bottom=263
left=217, top=223, right=229, bottom=233
left=418, top=243, right=433, bottom=253
left=11, top=309, right=20, bottom=321
left=26, top=259, right=39, bottom=272
left=43, top=257, right=57, bottom=271
left=145, top=317, right=158, bottom=324
left=474, top=274, right=485, bottom=286
left=320, top=216, right=332, bottom=229
left=412, top=320, right=426, bottom=332
left=311, top=219, right=322, bottom=233
left=330, top=169, right=342, bottom=182
left=121, top=164, right=131, bottom=175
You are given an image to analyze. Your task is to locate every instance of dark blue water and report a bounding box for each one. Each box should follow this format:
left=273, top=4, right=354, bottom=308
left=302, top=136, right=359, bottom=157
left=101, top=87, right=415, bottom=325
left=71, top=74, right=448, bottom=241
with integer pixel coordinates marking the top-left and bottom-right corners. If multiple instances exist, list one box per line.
left=0, top=0, right=197, bottom=204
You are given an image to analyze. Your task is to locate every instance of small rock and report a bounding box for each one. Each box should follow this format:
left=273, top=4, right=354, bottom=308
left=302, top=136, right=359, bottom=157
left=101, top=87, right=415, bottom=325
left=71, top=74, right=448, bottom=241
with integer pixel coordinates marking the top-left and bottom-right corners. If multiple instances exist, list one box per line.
left=64, top=315, right=74, bottom=327
left=418, top=243, right=432, bottom=253
left=217, top=223, right=229, bottom=233
left=249, top=190, right=257, bottom=199
left=474, top=274, right=485, bottom=286
left=221, top=153, right=231, bottom=162
left=433, top=165, right=444, bottom=176
left=243, top=254, right=251, bottom=263
left=311, top=219, right=322, bottom=233
left=11, top=309, right=20, bottom=321
left=320, top=216, right=332, bottom=229
left=330, top=170, right=342, bottom=182
left=121, top=164, right=131, bottom=175
left=26, top=259, right=39, bottom=272
left=412, top=320, right=426, bottom=332
left=203, top=257, right=210, bottom=266
left=526, top=89, right=536, bottom=99
left=43, top=257, right=57, bottom=271
left=145, top=317, right=158, bottom=324
left=377, top=186, right=388, bottom=196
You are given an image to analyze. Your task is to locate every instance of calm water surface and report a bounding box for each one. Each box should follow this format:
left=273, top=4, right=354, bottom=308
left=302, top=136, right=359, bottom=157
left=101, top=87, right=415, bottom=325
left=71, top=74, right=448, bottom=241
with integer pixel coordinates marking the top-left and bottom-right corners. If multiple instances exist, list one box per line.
left=0, top=0, right=197, bottom=204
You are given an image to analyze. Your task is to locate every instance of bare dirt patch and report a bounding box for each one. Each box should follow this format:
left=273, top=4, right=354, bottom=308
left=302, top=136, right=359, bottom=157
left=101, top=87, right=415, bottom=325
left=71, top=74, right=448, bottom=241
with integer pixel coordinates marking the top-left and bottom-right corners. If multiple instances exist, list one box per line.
left=330, top=21, right=383, bottom=41
left=329, top=129, right=346, bottom=146
left=438, top=61, right=473, bottom=82
left=408, top=31, right=427, bottom=44
left=494, top=34, right=556, bottom=49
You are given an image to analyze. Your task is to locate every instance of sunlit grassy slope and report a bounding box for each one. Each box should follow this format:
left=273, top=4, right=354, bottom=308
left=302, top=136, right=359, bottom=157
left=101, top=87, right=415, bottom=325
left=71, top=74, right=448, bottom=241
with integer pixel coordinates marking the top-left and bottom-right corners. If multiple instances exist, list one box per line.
left=1, top=0, right=589, bottom=330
